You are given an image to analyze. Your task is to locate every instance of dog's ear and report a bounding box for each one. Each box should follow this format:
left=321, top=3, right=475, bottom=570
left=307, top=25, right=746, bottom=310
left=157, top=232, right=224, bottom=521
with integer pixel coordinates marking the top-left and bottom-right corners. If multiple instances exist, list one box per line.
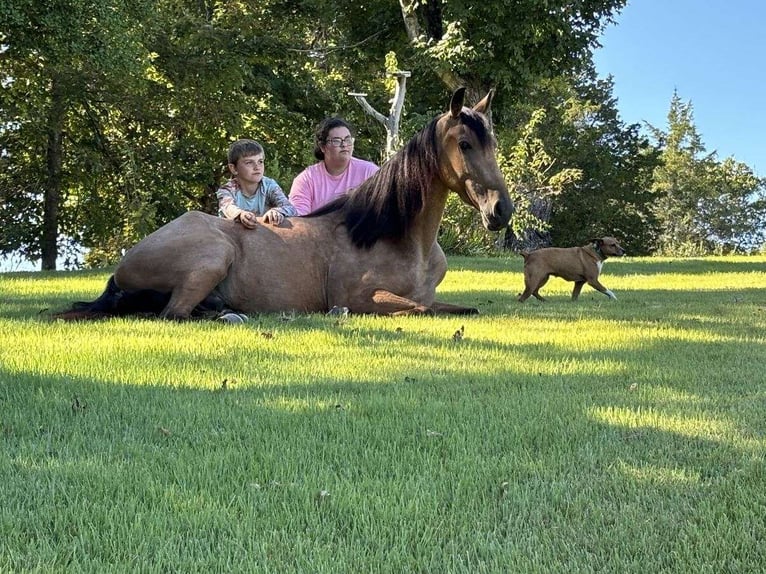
left=589, top=238, right=602, bottom=245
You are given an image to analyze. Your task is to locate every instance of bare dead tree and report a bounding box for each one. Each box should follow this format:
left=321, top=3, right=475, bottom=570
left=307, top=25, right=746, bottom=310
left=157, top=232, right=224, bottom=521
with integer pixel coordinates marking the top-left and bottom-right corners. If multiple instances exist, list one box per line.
left=349, top=71, right=411, bottom=160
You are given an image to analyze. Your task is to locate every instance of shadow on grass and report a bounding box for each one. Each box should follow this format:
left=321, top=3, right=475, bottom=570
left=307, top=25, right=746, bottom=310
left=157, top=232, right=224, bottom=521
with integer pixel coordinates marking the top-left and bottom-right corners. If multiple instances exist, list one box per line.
left=3, top=319, right=765, bottom=570
left=3, top=260, right=766, bottom=569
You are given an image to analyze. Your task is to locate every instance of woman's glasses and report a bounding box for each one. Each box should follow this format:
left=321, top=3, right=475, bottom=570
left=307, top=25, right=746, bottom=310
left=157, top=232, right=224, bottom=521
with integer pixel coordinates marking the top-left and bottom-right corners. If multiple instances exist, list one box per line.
left=325, top=137, right=355, bottom=148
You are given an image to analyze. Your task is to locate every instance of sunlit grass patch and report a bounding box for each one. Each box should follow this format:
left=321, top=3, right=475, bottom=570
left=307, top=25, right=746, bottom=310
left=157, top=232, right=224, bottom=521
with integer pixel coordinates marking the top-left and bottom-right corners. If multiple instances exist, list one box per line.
left=616, top=461, right=701, bottom=485
left=588, top=405, right=735, bottom=442
left=1, top=255, right=766, bottom=572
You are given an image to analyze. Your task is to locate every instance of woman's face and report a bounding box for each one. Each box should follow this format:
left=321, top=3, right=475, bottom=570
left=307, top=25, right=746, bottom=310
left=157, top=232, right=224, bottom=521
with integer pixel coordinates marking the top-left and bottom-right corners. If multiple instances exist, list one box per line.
left=321, top=126, right=354, bottom=166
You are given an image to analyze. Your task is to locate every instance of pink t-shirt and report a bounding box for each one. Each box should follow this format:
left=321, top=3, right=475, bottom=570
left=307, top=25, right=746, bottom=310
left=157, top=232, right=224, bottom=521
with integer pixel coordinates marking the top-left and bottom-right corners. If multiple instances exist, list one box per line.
left=289, top=157, right=379, bottom=215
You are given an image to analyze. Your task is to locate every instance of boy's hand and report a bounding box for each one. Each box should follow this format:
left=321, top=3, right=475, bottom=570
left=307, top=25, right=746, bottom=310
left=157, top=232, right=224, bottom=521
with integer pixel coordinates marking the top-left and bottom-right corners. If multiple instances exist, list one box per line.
left=262, top=209, right=284, bottom=226
left=238, top=211, right=258, bottom=229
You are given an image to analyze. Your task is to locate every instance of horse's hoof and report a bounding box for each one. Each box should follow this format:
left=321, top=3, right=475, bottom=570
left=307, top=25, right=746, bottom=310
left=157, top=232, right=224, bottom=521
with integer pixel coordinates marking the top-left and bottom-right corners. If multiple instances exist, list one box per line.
left=219, top=312, right=248, bottom=323
left=326, top=306, right=349, bottom=317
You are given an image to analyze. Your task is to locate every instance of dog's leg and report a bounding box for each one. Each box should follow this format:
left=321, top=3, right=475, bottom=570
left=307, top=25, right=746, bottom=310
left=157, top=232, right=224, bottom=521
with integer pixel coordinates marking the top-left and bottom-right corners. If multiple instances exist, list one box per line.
left=531, top=276, right=549, bottom=301
left=572, top=281, right=585, bottom=300
left=588, top=280, right=617, bottom=300
left=518, top=287, right=533, bottom=302
left=518, top=277, right=544, bottom=302
left=518, top=274, right=535, bottom=302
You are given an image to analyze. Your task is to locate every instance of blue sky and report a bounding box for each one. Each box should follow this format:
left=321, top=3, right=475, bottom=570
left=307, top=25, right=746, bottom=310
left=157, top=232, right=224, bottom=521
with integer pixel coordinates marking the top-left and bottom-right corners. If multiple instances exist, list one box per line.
left=593, top=0, right=766, bottom=174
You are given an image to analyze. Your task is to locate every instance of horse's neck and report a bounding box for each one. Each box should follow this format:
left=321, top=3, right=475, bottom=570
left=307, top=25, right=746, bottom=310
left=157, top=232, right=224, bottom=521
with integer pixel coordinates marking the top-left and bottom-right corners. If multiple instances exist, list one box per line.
left=411, top=180, right=449, bottom=253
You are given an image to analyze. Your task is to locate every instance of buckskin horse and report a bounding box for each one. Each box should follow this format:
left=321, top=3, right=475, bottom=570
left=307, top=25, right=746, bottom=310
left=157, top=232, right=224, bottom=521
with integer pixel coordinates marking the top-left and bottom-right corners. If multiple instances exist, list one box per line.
left=56, top=88, right=514, bottom=319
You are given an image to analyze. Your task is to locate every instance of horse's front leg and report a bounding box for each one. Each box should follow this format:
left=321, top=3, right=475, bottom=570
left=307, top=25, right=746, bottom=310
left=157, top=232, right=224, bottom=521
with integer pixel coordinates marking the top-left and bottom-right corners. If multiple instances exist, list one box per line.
left=422, top=243, right=477, bottom=314
left=429, top=300, right=480, bottom=315
left=370, top=289, right=434, bottom=316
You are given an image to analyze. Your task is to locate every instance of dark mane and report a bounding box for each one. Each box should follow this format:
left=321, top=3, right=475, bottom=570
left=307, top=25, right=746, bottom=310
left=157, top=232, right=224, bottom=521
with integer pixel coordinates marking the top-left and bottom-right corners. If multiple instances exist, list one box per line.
left=342, top=117, right=440, bottom=249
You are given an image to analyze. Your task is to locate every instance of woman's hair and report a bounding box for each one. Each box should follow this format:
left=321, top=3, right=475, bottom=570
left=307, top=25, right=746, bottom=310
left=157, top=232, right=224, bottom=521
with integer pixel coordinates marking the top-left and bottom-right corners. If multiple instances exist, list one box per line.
left=228, top=139, right=264, bottom=165
left=313, top=118, right=354, bottom=160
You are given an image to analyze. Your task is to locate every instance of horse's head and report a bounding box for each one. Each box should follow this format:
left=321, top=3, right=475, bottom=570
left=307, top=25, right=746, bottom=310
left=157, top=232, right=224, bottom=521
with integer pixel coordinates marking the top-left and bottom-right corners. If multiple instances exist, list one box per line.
left=437, top=87, right=514, bottom=231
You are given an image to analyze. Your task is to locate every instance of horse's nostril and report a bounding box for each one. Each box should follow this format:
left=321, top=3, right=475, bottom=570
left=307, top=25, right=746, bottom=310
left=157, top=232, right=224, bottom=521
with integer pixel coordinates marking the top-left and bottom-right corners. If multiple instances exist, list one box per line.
left=493, top=197, right=514, bottom=221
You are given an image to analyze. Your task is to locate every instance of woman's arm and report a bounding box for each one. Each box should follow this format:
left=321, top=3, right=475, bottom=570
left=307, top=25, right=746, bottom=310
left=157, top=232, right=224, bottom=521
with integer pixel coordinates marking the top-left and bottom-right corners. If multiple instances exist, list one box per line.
left=288, top=169, right=314, bottom=216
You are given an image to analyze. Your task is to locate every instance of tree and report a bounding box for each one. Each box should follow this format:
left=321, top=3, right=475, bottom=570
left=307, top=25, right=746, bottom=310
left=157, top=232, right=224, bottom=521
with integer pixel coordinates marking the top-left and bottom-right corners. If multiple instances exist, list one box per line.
left=649, top=91, right=766, bottom=254
left=0, top=0, right=153, bottom=269
left=697, top=158, right=766, bottom=253
left=397, top=0, right=627, bottom=105
left=498, top=107, right=583, bottom=253
left=648, top=92, right=713, bottom=254
left=542, top=69, right=660, bottom=254
left=2, top=0, right=638, bottom=266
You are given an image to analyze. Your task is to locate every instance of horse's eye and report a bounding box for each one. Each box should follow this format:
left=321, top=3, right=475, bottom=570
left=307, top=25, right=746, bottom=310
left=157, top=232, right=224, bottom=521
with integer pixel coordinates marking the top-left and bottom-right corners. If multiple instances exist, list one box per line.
left=459, top=141, right=471, bottom=151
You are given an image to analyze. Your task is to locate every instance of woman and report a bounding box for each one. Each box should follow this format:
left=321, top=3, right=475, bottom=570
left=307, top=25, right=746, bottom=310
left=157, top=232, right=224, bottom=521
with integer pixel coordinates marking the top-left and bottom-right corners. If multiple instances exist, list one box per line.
left=289, top=118, right=379, bottom=215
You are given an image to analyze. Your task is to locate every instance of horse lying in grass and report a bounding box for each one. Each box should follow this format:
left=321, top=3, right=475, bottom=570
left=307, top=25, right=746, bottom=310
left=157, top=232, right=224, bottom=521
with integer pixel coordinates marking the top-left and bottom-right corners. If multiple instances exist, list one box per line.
left=56, top=88, right=514, bottom=320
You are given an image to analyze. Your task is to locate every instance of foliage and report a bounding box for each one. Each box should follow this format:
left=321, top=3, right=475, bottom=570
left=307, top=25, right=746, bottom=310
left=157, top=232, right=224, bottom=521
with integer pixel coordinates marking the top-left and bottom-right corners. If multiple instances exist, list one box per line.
left=2, top=256, right=766, bottom=570
left=514, top=69, right=660, bottom=254
left=649, top=92, right=766, bottom=254
left=0, top=0, right=155, bottom=268
left=499, top=108, right=582, bottom=251
left=437, top=194, right=496, bottom=256
left=398, top=0, right=628, bottom=103
left=2, top=0, right=763, bottom=266
left=698, top=158, right=766, bottom=253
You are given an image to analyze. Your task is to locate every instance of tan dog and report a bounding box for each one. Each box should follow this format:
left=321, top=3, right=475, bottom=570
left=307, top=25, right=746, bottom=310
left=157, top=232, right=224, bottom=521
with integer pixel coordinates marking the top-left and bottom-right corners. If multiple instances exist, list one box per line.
left=518, top=237, right=625, bottom=302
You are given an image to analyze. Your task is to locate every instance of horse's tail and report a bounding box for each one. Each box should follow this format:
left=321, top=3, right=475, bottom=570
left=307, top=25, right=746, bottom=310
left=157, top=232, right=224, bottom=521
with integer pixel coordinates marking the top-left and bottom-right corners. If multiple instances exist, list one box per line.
left=52, top=275, right=227, bottom=321
left=51, top=275, right=125, bottom=320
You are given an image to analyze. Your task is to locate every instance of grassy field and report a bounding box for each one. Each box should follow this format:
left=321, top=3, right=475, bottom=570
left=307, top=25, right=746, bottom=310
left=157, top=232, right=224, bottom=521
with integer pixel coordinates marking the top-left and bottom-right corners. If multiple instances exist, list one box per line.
left=1, top=255, right=765, bottom=572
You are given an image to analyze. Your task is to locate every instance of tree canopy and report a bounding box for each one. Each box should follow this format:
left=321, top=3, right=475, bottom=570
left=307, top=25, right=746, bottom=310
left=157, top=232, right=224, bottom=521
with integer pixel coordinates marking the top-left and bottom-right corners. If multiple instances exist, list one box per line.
left=648, top=92, right=766, bottom=254
left=2, top=0, right=764, bottom=269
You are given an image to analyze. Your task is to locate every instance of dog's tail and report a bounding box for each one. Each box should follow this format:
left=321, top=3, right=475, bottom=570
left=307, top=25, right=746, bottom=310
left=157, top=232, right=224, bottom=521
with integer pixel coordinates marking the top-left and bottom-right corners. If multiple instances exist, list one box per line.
left=520, top=250, right=530, bottom=260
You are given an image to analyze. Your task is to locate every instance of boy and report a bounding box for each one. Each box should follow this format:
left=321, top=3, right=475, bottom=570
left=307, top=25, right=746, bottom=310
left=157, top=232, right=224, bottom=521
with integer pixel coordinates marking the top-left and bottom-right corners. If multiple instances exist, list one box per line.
left=217, top=139, right=297, bottom=228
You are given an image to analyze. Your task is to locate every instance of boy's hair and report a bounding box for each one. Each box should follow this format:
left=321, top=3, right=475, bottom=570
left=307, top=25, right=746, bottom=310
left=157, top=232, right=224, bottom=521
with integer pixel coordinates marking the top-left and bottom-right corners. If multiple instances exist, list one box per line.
left=313, top=118, right=354, bottom=160
left=228, top=139, right=264, bottom=165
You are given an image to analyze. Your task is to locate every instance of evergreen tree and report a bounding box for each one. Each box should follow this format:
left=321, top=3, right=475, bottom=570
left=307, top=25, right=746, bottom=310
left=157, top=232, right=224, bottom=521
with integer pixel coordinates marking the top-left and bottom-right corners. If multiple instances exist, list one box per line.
left=649, top=92, right=766, bottom=254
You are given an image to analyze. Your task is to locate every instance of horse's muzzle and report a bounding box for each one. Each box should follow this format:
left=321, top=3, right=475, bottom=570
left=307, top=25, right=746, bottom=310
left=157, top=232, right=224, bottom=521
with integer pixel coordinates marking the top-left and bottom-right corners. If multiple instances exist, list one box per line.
left=482, top=194, right=514, bottom=231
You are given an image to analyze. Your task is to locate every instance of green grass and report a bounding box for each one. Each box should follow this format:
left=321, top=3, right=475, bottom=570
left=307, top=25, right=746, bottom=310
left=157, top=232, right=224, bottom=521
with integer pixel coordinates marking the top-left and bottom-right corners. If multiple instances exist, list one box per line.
left=1, top=255, right=765, bottom=572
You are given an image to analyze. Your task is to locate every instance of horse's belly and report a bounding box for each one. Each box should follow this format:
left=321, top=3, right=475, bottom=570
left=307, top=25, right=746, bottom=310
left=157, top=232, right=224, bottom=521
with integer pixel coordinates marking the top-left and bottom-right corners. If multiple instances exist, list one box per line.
left=221, top=270, right=328, bottom=313
left=219, top=228, right=332, bottom=313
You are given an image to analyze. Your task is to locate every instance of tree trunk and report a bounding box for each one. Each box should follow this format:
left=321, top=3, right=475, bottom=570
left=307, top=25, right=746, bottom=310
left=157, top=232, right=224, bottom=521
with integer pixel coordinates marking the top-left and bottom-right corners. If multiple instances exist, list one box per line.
left=350, top=71, right=411, bottom=160
left=41, top=76, right=67, bottom=270
left=398, top=0, right=474, bottom=98
left=502, top=196, right=553, bottom=252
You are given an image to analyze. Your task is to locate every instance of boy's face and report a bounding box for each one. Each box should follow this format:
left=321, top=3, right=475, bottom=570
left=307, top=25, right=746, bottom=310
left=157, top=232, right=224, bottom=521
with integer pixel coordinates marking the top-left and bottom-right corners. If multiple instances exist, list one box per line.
left=230, top=153, right=264, bottom=186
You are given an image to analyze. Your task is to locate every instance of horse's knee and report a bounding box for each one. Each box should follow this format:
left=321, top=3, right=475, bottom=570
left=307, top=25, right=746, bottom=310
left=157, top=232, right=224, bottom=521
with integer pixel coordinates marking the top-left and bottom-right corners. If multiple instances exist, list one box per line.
left=161, top=289, right=204, bottom=320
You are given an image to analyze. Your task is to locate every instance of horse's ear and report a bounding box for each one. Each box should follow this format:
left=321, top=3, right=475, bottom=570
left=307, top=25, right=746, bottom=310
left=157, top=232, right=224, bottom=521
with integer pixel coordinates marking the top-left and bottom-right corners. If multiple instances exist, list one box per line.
left=473, top=89, right=494, bottom=115
left=450, top=87, right=466, bottom=118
